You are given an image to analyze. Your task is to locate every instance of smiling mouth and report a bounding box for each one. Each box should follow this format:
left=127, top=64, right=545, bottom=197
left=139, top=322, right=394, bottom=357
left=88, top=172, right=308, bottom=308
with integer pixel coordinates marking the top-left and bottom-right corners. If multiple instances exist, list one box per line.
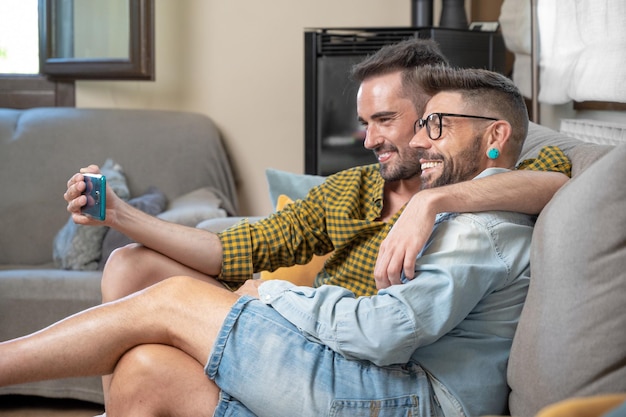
left=375, top=148, right=396, bottom=163
left=377, top=151, right=391, bottom=160
left=421, top=161, right=442, bottom=170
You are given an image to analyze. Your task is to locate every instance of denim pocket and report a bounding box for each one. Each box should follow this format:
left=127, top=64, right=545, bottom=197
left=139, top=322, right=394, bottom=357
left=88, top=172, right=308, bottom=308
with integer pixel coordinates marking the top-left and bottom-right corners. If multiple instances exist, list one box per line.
left=329, top=395, right=421, bottom=417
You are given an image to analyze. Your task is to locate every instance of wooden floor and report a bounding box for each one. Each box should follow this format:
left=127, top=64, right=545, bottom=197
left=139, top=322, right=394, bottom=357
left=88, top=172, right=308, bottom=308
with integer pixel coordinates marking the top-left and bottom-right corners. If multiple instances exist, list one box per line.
left=0, top=396, right=104, bottom=417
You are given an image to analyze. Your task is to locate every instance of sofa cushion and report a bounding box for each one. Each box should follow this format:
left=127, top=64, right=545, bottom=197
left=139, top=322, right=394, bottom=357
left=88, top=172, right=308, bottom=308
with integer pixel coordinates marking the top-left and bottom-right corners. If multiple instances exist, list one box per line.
left=52, top=159, right=130, bottom=271
left=157, top=187, right=228, bottom=227
left=518, top=122, right=614, bottom=177
left=0, top=268, right=104, bottom=403
left=508, top=144, right=626, bottom=416
left=265, top=168, right=325, bottom=210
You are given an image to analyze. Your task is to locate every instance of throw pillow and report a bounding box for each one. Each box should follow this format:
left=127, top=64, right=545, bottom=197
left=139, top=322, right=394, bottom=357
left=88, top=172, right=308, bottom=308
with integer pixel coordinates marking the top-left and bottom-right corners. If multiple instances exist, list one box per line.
left=508, top=144, right=626, bottom=417
left=157, top=187, right=227, bottom=227
left=259, top=195, right=332, bottom=286
left=52, top=159, right=130, bottom=270
left=604, top=399, right=626, bottom=417
left=97, top=186, right=167, bottom=270
left=265, top=168, right=325, bottom=210
left=535, top=395, right=626, bottom=417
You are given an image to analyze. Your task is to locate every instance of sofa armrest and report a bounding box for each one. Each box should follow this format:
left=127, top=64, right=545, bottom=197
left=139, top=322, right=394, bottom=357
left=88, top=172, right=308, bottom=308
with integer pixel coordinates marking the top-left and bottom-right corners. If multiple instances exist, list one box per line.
left=196, top=216, right=263, bottom=234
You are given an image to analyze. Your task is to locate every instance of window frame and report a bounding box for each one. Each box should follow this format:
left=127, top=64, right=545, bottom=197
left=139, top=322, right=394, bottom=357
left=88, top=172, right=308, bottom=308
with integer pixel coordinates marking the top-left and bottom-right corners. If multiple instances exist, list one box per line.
left=38, top=0, right=155, bottom=80
left=0, top=74, right=74, bottom=108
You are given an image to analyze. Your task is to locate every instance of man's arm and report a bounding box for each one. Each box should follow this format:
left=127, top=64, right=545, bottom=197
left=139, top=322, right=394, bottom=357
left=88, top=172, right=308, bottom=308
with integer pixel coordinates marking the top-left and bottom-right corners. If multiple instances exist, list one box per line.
left=65, top=167, right=224, bottom=276
left=374, top=170, right=568, bottom=288
left=258, top=212, right=532, bottom=366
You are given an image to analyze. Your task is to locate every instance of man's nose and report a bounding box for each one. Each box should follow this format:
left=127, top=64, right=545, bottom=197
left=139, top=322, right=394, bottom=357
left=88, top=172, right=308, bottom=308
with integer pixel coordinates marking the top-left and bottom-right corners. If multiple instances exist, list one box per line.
left=363, top=125, right=383, bottom=150
left=409, top=124, right=431, bottom=149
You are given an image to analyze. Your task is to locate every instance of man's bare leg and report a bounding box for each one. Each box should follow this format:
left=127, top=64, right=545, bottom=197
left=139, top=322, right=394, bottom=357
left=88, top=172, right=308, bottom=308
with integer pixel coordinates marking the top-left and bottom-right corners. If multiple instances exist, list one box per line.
left=106, top=344, right=218, bottom=417
left=101, top=244, right=225, bottom=302
left=0, top=276, right=238, bottom=390
left=100, top=244, right=229, bottom=406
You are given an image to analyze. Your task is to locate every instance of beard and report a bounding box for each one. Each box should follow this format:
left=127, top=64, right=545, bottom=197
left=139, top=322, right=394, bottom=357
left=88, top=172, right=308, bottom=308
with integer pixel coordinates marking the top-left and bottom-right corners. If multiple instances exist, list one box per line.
left=377, top=145, right=423, bottom=182
left=420, top=134, right=484, bottom=190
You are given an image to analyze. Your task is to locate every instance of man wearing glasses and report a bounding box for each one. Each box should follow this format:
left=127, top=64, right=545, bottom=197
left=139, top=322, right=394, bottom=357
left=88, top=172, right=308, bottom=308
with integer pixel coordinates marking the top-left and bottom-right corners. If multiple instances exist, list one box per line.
left=2, top=65, right=548, bottom=417
left=89, top=39, right=569, bottom=308
left=54, top=38, right=568, bottom=415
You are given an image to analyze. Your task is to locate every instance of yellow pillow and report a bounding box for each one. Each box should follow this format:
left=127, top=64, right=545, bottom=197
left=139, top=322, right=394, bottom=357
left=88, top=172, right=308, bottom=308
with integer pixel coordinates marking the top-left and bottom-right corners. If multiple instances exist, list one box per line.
left=535, top=394, right=626, bottom=417
left=260, top=194, right=332, bottom=286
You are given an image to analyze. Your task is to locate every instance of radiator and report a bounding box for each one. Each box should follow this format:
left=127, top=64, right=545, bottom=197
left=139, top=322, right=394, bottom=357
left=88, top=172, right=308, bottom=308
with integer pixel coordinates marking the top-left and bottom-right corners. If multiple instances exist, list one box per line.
left=559, top=118, right=626, bottom=146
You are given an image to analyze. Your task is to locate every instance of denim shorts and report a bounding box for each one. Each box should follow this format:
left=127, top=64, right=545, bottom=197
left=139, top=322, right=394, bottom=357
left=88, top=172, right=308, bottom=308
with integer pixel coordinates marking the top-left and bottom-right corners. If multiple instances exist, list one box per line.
left=205, top=296, right=445, bottom=417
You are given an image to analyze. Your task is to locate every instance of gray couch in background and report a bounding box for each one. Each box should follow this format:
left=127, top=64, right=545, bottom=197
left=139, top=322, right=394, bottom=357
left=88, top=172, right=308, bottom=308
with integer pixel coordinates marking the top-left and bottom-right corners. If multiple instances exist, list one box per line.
left=0, top=107, right=239, bottom=404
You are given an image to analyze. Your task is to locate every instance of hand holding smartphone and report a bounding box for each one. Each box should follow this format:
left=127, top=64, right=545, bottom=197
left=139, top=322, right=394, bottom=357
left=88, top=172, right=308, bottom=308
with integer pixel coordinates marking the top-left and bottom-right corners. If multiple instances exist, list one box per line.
left=81, top=173, right=106, bottom=221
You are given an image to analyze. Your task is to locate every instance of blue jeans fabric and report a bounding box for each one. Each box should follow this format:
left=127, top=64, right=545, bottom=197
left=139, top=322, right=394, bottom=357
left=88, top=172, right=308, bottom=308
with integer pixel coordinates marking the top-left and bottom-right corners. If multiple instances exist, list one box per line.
left=206, top=296, right=445, bottom=417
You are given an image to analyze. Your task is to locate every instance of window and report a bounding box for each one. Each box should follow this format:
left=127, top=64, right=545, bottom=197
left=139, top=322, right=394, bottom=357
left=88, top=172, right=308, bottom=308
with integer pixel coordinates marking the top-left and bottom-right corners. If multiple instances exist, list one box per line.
left=40, top=0, right=155, bottom=80
left=0, top=0, right=154, bottom=109
left=0, top=0, right=39, bottom=74
left=0, top=0, right=71, bottom=108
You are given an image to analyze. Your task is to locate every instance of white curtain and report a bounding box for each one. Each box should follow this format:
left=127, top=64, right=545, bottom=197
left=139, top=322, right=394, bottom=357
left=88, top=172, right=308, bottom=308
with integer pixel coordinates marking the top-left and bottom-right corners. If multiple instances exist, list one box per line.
left=500, top=0, right=626, bottom=104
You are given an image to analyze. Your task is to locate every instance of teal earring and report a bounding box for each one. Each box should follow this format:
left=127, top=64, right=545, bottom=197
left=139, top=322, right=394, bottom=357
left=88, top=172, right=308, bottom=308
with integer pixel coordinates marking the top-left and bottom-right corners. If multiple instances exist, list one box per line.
left=487, top=148, right=500, bottom=160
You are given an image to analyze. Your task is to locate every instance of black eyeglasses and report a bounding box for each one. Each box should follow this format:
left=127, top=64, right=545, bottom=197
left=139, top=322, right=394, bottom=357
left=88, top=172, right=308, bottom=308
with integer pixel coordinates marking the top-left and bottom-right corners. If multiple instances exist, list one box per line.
left=414, top=112, right=499, bottom=140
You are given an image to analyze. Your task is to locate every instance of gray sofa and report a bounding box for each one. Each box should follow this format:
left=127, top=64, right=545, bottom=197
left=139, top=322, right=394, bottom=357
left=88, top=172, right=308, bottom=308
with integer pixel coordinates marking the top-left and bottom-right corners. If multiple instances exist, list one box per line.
left=0, top=107, right=239, bottom=404
left=505, top=123, right=625, bottom=416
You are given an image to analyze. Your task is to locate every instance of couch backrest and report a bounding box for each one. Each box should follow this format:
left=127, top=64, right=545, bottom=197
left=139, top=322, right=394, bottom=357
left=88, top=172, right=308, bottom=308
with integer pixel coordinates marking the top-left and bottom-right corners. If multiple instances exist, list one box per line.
left=0, top=107, right=238, bottom=266
left=509, top=123, right=625, bottom=416
left=518, top=122, right=614, bottom=177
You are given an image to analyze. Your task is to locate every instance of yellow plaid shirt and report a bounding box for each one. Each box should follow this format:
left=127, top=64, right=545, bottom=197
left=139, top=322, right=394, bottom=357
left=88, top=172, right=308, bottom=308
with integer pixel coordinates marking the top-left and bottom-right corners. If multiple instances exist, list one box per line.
left=219, top=146, right=570, bottom=297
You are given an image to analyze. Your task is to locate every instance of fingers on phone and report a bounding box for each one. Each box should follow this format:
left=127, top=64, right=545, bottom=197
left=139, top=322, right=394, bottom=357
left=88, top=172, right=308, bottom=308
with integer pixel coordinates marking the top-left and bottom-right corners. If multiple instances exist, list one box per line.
left=79, top=165, right=100, bottom=174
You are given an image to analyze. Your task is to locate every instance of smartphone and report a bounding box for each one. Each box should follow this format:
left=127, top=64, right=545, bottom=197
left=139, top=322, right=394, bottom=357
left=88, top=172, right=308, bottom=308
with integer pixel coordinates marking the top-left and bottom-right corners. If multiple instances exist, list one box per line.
left=81, top=173, right=106, bottom=221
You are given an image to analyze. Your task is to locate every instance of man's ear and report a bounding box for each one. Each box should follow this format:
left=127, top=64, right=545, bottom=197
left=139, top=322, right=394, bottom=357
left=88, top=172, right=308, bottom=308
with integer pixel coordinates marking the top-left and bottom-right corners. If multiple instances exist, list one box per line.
left=486, top=120, right=511, bottom=149
left=484, top=120, right=511, bottom=154
left=484, top=120, right=513, bottom=165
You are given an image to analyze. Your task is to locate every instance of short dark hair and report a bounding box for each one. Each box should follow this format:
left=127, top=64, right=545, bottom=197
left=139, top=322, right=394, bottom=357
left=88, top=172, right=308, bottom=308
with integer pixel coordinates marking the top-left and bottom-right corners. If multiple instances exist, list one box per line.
left=351, top=38, right=449, bottom=113
left=416, top=65, right=529, bottom=157
left=351, top=38, right=448, bottom=82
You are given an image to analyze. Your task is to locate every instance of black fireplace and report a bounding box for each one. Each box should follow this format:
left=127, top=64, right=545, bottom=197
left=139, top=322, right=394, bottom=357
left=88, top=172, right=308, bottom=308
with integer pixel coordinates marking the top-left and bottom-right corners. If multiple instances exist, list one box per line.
left=304, top=27, right=506, bottom=175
